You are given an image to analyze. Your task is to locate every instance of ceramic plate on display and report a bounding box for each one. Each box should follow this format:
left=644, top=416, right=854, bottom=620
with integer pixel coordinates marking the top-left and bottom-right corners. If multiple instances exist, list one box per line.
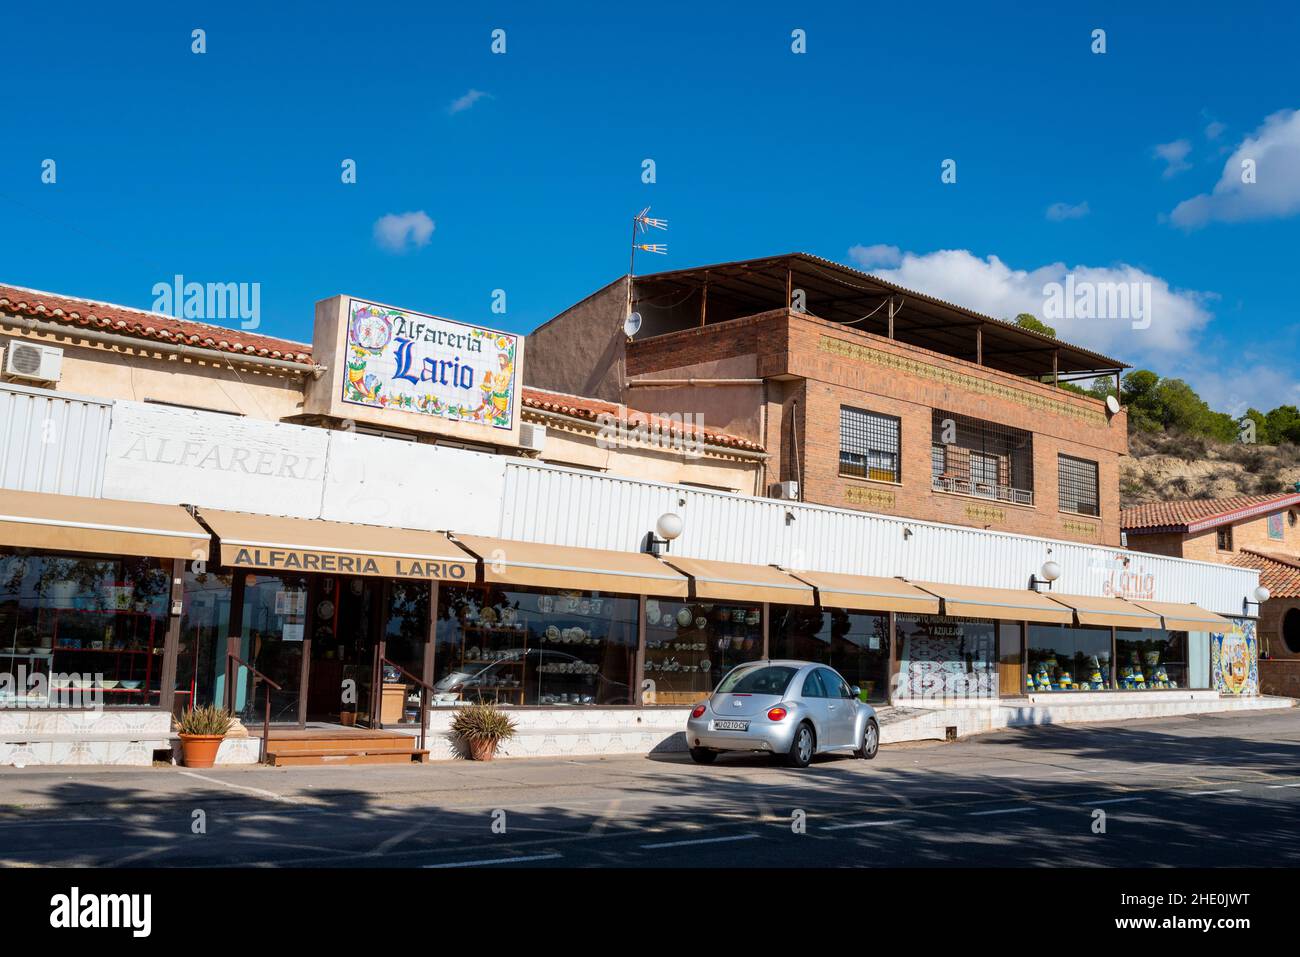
left=316, top=601, right=335, bottom=619
left=700, top=659, right=710, bottom=672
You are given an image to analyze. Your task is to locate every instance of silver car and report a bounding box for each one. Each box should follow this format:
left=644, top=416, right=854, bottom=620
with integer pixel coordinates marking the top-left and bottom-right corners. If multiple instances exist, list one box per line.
left=685, top=660, right=879, bottom=768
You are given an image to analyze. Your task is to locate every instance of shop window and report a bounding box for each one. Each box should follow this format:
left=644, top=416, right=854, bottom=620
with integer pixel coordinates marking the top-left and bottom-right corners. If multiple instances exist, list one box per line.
left=1216, top=526, right=1233, bottom=552
left=178, top=567, right=235, bottom=712
left=1058, top=454, right=1099, bottom=517
left=769, top=605, right=890, bottom=701
left=0, top=550, right=172, bottom=708
left=1282, top=609, right=1300, bottom=655
left=435, top=585, right=641, bottom=706
left=1116, top=629, right=1191, bottom=689
left=840, top=406, right=901, bottom=483
left=895, top=614, right=997, bottom=700
left=1027, top=623, right=1113, bottom=691
left=234, top=573, right=309, bottom=722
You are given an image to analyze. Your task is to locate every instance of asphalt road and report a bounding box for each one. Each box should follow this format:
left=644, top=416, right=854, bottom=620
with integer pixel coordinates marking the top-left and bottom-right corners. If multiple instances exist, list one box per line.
left=2, top=708, right=1298, bottom=868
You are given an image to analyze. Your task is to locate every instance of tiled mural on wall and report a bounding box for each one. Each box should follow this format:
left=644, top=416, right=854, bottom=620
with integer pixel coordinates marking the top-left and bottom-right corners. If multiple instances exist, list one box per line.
left=1211, top=618, right=1258, bottom=696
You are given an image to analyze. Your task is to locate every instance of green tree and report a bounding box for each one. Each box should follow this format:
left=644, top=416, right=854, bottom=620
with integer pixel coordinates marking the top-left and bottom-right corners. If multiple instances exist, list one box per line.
left=1013, top=313, right=1056, bottom=338
left=1265, top=405, right=1300, bottom=444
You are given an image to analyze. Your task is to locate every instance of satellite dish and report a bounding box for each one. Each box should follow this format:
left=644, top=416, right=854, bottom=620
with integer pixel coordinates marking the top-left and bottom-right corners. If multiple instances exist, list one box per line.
left=1105, top=394, right=1121, bottom=415
left=623, top=311, right=642, bottom=338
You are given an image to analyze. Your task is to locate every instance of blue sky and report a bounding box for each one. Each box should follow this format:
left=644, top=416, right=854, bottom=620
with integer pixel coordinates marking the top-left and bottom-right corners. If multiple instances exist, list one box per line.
left=2, top=2, right=1298, bottom=411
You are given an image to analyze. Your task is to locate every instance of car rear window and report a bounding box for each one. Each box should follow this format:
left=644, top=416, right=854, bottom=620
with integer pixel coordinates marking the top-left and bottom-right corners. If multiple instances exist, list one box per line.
left=717, top=665, right=798, bottom=696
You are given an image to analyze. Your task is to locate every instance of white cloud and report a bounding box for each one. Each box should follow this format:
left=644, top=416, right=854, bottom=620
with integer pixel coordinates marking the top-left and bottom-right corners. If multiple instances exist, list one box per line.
left=1170, top=108, right=1300, bottom=228
left=847, top=243, right=902, bottom=269
left=1204, top=119, right=1226, bottom=140
left=373, top=211, right=435, bottom=253
left=1153, top=139, right=1192, bottom=178
left=1046, top=200, right=1089, bottom=221
left=448, top=89, right=491, bottom=114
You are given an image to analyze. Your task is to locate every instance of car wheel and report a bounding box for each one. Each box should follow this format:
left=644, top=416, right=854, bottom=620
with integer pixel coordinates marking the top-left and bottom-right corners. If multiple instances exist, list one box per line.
left=689, top=747, right=718, bottom=764
left=785, top=722, right=815, bottom=768
left=855, top=718, right=880, bottom=760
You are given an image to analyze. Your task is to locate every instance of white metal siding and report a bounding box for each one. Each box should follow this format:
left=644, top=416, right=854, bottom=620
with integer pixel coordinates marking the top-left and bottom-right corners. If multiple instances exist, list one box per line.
left=0, top=384, right=109, bottom=496
left=500, top=461, right=1259, bottom=617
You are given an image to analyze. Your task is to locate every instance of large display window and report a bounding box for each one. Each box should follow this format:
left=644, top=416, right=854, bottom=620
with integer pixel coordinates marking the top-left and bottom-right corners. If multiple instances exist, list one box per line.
left=1116, top=628, right=1190, bottom=690
left=769, top=605, right=890, bottom=701
left=0, top=550, right=172, bottom=708
left=643, top=600, right=763, bottom=705
left=895, top=614, right=997, bottom=700
left=1027, top=623, right=1113, bottom=691
left=435, top=585, right=640, bottom=706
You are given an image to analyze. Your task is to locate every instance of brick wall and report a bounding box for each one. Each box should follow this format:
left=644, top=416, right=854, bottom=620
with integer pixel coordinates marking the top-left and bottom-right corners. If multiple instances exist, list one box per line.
left=1126, top=508, right=1300, bottom=561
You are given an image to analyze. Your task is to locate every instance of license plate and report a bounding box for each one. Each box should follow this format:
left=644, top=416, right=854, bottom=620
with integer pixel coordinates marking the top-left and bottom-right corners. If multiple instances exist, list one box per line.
left=714, top=719, right=749, bottom=731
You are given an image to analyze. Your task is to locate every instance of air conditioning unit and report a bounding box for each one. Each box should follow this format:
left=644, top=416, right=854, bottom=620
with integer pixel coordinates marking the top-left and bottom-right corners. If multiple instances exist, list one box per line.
left=3, top=342, right=63, bottom=383
left=772, top=480, right=800, bottom=500
left=519, top=422, right=547, bottom=453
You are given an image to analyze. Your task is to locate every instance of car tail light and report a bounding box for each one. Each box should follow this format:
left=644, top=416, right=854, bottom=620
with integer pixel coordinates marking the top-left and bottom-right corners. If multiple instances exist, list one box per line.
left=690, top=704, right=707, bottom=719
left=766, top=707, right=788, bottom=721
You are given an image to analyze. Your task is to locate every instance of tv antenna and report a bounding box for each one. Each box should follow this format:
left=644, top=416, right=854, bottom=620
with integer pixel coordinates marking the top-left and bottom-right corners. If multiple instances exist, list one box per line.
left=625, top=207, right=667, bottom=338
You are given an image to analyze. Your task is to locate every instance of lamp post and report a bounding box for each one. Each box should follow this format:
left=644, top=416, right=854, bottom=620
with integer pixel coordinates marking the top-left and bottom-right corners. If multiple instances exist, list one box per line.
left=643, top=512, right=683, bottom=556
left=1244, top=585, right=1271, bottom=616
left=1030, top=559, right=1061, bottom=592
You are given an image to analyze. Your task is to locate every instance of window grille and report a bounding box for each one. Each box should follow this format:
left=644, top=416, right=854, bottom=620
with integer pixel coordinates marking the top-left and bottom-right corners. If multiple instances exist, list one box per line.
left=931, top=410, right=1035, bottom=505
left=1057, top=454, right=1099, bottom=516
left=840, top=406, right=901, bottom=483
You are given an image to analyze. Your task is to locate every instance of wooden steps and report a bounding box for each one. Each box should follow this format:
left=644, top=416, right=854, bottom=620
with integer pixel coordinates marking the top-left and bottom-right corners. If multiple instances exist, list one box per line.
left=261, top=727, right=429, bottom=767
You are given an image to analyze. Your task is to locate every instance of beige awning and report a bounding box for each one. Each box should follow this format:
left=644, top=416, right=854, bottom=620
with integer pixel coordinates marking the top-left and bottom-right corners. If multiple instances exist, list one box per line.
left=0, top=490, right=209, bottom=560
left=202, top=509, right=476, bottom=582
left=663, top=556, right=816, bottom=606
left=911, top=581, right=1074, bottom=623
left=1127, top=600, right=1232, bottom=632
left=788, top=570, right=941, bottom=614
left=452, top=535, right=689, bottom=598
left=1046, top=593, right=1163, bottom=629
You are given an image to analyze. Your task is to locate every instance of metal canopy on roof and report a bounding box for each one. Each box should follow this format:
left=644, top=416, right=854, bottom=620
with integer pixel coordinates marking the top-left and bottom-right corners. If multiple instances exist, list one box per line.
left=632, top=253, right=1127, bottom=379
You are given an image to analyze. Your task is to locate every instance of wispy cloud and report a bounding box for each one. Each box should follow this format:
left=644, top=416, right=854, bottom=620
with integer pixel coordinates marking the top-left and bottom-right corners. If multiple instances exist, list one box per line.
left=846, top=243, right=902, bottom=269
left=448, top=89, right=491, bottom=114
left=1204, top=119, right=1226, bottom=140
left=1154, top=139, right=1193, bottom=178
left=1170, top=108, right=1300, bottom=229
left=1045, top=200, right=1090, bottom=222
left=373, top=211, right=435, bottom=253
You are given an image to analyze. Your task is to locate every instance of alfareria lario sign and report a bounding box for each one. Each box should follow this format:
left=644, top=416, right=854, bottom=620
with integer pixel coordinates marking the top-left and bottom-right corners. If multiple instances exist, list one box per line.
left=225, top=546, right=473, bottom=581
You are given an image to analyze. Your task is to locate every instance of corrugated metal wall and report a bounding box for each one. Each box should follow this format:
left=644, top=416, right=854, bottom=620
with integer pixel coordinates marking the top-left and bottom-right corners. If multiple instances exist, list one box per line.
left=501, top=460, right=1260, bottom=616
left=0, top=384, right=110, bottom=496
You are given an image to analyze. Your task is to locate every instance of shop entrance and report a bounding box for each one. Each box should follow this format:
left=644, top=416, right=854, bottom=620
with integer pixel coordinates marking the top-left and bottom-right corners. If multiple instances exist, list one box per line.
left=304, top=575, right=382, bottom=723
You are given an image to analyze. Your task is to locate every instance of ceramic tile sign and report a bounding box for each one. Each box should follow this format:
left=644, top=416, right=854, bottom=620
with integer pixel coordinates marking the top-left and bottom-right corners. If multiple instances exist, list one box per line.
left=1211, top=618, right=1258, bottom=695
left=342, top=299, right=518, bottom=431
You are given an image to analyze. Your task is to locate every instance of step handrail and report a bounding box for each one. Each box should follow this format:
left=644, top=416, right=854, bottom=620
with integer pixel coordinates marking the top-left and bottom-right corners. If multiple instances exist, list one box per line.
left=376, top=651, right=433, bottom=754
left=226, top=652, right=283, bottom=764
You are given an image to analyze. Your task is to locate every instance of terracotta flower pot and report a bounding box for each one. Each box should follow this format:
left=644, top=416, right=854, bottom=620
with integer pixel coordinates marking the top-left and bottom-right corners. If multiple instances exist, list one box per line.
left=468, top=738, right=499, bottom=761
left=178, top=733, right=224, bottom=769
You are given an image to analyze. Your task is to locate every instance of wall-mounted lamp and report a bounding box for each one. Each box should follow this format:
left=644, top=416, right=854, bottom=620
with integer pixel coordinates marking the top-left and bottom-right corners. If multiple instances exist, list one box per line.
left=784, top=510, right=796, bottom=526
left=903, top=526, right=914, bottom=541
left=1030, top=559, right=1061, bottom=592
left=1244, top=585, right=1271, bottom=616
left=643, top=512, right=683, bottom=556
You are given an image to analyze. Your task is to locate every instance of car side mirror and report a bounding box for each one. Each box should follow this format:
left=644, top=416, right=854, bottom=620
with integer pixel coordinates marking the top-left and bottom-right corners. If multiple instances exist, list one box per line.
left=849, top=686, right=861, bottom=700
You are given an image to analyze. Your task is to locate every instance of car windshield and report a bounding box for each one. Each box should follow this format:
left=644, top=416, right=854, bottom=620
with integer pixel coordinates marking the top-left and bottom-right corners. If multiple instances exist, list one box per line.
left=716, top=665, right=798, bottom=696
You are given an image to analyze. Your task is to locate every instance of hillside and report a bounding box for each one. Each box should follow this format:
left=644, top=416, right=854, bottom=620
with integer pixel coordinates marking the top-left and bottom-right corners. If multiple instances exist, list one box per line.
left=1122, top=430, right=1300, bottom=507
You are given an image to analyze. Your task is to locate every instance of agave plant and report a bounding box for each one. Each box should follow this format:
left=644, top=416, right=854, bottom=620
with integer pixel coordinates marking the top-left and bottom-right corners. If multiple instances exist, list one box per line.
left=449, top=702, right=518, bottom=744
left=175, top=705, right=233, bottom=737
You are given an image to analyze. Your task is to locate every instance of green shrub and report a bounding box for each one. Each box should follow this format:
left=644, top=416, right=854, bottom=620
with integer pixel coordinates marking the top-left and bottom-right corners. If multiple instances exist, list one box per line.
left=449, top=703, right=518, bottom=743
left=176, top=705, right=233, bottom=736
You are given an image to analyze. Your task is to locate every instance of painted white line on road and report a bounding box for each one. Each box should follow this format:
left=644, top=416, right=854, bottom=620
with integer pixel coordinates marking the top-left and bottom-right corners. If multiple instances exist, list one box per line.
left=423, top=852, right=563, bottom=868
left=640, top=833, right=760, bottom=850
left=1083, top=797, right=1142, bottom=806
left=967, top=806, right=1035, bottom=817
left=824, top=819, right=912, bottom=831
left=1186, top=789, right=1241, bottom=796
left=177, top=770, right=286, bottom=802
left=1266, top=783, right=1300, bottom=789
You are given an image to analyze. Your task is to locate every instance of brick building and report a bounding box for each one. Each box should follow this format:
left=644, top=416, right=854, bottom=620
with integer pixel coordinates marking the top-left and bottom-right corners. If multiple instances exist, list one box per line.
left=1123, top=492, right=1300, bottom=696
left=526, top=253, right=1130, bottom=546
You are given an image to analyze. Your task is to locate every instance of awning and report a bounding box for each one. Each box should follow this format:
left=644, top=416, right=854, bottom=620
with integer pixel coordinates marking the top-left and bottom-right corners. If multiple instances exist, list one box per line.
left=1046, top=593, right=1163, bottom=629
left=452, top=535, right=689, bottom=598
left=910, top=581, right=1074, bottom=623
left=1127, top=600, right=1233, bottom=632
left=201, top=509, right=476, bottom=582
left=662, top=556, right=816, bottom=606
left=0, top=490, right=209, bottom=560
left=787, top=570, right=940, bottom=614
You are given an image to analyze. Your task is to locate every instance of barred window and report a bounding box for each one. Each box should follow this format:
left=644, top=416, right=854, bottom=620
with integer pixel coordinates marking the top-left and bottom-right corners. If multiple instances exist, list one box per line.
left=840, top=406, right=901, bottom=483
left=931, top=410, right=1035, bottom=506
left=1058, top=454, right=1099, bottom=516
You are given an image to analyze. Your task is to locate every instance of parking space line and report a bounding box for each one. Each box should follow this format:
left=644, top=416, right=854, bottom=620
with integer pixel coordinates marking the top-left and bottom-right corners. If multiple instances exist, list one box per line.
left=1082, top=797, right=1142, bottom=806
left=1186, top=788, right=1241, bottom=796
left=824, top=819, right=911, bottom=830
left=967, top=806, right=1035, bottom=817
left=423, top=852, right=563, bottom=868
left=640, top=834, right=759, bottom=849
left=1266, top=783, right=1300, bottom=789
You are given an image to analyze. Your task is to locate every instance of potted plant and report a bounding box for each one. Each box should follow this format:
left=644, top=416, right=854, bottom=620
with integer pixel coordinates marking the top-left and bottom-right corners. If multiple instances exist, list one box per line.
left=449, top=702, right=518, bottom=761
left=175, top=705, right=233, bottom=768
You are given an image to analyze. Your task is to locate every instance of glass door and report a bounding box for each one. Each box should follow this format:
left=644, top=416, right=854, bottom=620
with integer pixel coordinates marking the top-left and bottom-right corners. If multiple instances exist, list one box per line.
left=998, top=621, right=1025, bottom=696
left=233, top=572, right=308, bottom=723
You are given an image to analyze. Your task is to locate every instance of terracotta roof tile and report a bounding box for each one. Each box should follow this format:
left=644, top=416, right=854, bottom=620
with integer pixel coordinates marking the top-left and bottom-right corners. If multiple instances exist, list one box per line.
left=0, top=282, right=314, bottom=363
left=1231, top=549, right=1300, bottom=599
left=521, top=386, right=764, bottom=453
left=1122, top=493, right=1300, bottom=533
